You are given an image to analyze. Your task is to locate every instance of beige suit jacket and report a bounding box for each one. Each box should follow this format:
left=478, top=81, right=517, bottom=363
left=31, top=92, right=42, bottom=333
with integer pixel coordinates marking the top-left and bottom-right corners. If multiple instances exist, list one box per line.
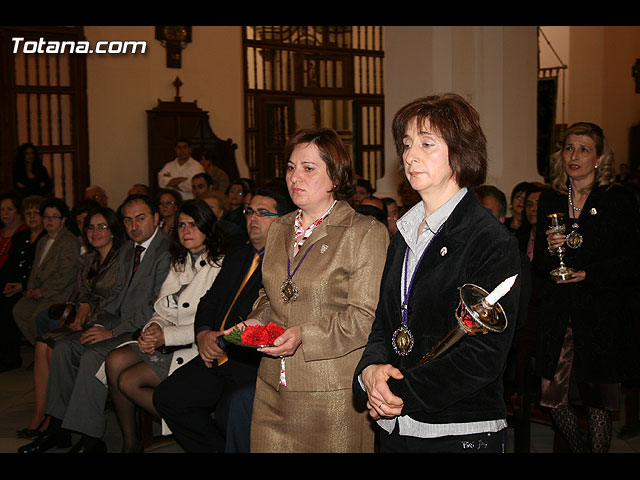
left=27, top=226, right=80, bottom=298
left=250, top=200, right=389, bottom=392
left=13, top=227, right=80, bottom=344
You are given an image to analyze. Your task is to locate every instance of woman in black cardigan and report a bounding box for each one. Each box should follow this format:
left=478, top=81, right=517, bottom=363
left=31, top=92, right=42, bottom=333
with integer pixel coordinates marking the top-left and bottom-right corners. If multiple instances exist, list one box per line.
left=533, top=122, right=640, bottom=453
left=13, top=143, right=53, bottom=198
left=353, top=94, right=521, bottom=453
left=0, top=195, right=46, bottom=372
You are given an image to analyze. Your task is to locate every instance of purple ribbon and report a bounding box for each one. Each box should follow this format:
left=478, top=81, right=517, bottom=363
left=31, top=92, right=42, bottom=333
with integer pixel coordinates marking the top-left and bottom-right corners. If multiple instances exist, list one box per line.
left=401, top=224, right=444, bottom=325
left=287, top=243, right=315, bottom=279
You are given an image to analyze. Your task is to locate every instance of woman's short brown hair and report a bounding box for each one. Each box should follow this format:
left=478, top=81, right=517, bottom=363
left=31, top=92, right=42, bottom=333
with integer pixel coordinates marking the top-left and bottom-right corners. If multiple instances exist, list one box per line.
left=20, top=195, right=45, bottom=214
left=199, top=189, right=230, bottom=215
left=392, top=93, right=487, bottom=188
left=284, top=128, right=355, bottom=201
left=158, top=188, right=183, bottom=206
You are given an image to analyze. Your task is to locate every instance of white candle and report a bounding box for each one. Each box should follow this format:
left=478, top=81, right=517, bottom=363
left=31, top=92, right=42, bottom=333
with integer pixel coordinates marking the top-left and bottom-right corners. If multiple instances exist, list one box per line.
left=484, top=274, right=518, bottom=306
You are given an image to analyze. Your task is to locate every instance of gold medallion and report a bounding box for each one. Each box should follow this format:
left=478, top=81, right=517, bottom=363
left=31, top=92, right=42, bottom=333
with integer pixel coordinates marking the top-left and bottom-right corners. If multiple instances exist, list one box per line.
left=392, top=324, right=414, bottom=356
left=281, top=277, right=299, bottom=302
left=566, top=230, right=583, bottom=249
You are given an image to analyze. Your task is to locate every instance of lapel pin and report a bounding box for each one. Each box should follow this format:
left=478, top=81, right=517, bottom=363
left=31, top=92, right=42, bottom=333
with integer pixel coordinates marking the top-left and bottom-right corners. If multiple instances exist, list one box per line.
left=440, top=246, right=447, bottom=256
left=321, top=244, right=329, bottom=254
left=590, top=208, right=597, bottom=215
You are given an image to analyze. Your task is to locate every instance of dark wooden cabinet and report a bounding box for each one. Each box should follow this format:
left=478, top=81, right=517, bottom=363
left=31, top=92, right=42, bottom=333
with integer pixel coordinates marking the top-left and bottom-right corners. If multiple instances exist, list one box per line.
left=146, top=98, right=238, bottom=192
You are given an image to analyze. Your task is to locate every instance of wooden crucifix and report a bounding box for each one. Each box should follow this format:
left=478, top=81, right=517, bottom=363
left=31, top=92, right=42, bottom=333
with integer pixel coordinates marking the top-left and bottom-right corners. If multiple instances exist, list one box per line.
left=173, top=76, right=183, bottom=102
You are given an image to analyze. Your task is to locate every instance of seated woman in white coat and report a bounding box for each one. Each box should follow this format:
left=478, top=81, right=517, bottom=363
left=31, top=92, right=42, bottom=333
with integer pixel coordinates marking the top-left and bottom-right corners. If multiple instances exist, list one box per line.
left=105, top=199, right=227, bottom=452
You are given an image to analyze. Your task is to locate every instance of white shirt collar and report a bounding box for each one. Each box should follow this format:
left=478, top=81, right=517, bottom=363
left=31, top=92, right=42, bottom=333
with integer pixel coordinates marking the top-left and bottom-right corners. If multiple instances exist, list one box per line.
left=136, top=226, right=159, bottom=250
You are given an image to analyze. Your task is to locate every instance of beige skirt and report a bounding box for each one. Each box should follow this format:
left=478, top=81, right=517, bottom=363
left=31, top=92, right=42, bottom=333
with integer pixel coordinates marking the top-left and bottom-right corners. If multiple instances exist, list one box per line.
left=250, top=376, right=375, bottom=453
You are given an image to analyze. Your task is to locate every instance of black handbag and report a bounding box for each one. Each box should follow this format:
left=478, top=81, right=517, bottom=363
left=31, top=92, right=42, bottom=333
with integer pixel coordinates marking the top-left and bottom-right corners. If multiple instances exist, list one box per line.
left=38, top=303, right=78, bottom=348
left=47, top=302, right=77, bottom=327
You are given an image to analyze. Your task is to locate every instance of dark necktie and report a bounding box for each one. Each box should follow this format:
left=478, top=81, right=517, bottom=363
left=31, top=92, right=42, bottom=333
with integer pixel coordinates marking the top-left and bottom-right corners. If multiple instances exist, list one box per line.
left=132, top=245, right=145, bottom=276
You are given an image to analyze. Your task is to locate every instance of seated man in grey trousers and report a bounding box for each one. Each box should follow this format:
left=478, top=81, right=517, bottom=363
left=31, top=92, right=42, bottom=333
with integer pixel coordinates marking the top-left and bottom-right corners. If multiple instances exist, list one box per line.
left=18, top=194, right=171, bottom=453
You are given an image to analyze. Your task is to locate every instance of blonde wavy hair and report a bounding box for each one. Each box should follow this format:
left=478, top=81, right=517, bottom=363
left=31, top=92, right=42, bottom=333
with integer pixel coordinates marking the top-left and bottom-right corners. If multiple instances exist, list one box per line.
left=549, top=122, right=615, bottom=194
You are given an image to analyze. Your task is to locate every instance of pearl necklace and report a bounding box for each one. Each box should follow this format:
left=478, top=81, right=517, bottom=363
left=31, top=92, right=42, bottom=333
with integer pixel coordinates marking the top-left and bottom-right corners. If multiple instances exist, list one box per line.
left=568, top=188, right=582, bottom=212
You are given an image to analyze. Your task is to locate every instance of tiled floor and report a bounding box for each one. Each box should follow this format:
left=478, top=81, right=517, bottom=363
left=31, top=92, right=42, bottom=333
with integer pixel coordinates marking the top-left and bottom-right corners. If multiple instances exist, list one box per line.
left=2, top=343, right=640, bottom=454
left=0, top=344, right=183, bottom=454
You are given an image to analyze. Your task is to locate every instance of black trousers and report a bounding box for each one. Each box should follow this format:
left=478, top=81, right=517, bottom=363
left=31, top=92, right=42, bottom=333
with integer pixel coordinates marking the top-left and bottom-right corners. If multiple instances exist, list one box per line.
left=153, top=355, right=257, bottom=453
left=225, top=382, right=256, bottom=453
left=379, top=424, right=507, bottom=453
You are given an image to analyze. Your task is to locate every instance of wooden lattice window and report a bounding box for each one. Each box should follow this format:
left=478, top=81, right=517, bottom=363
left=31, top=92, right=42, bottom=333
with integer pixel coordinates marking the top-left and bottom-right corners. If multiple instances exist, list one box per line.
left=0, top=26, right=89, bottom=206
left=243, top=26, right=384, bottom=187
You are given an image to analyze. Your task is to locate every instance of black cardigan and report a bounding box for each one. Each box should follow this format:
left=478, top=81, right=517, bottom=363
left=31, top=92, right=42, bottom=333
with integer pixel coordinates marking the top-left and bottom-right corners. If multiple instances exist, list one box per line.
left=532, top=183, right=640, bottom=383
left=353, top=190, right=522, bottom=425
left=0, top=228, right=47, bottom=290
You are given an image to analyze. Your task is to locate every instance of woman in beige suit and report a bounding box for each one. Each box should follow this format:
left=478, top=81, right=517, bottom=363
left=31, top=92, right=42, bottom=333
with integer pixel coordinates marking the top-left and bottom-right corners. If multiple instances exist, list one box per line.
left=241, top=128, right=389, bottom=452
left=13, top=197, right=80, bottom=345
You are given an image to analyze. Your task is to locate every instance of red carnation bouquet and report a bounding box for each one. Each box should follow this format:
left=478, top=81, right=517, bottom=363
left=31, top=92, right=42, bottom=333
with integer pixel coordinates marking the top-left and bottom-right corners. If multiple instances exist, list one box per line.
left=224, top=322, right=285, bottom=347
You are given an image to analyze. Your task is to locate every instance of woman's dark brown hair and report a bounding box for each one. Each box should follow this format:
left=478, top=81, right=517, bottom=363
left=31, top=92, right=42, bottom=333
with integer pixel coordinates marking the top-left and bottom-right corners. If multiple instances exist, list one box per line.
left=284, top=128, right=356, bottom=201
left=392, top=93, right=487, bottom=188
left=169, top=199, right=227, bottom=270
left=82, top=206, right=128, bottom=251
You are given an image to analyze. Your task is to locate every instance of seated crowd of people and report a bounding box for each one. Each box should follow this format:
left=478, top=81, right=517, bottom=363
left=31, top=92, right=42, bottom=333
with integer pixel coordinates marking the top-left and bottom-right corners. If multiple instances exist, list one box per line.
left=2, top=128, right=639, bottom=454
left=0, top=139, right=402, bottom=453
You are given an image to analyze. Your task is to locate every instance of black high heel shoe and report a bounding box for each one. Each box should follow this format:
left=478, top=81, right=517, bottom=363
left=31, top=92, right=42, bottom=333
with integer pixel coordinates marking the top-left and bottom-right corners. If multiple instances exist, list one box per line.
left=16, top=417, right=47, bottom=439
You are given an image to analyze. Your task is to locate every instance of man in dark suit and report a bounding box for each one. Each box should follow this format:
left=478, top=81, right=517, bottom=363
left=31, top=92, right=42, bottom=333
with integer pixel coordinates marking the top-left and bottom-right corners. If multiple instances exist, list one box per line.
left=153, top=184, right=294, bottom=452
left=18, top=194, right=171, bottom=453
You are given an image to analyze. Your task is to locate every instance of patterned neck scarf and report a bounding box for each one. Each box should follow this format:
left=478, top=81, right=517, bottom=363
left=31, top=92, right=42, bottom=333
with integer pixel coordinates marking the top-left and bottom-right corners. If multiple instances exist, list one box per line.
left=293, top=200, right=337, bottom=247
